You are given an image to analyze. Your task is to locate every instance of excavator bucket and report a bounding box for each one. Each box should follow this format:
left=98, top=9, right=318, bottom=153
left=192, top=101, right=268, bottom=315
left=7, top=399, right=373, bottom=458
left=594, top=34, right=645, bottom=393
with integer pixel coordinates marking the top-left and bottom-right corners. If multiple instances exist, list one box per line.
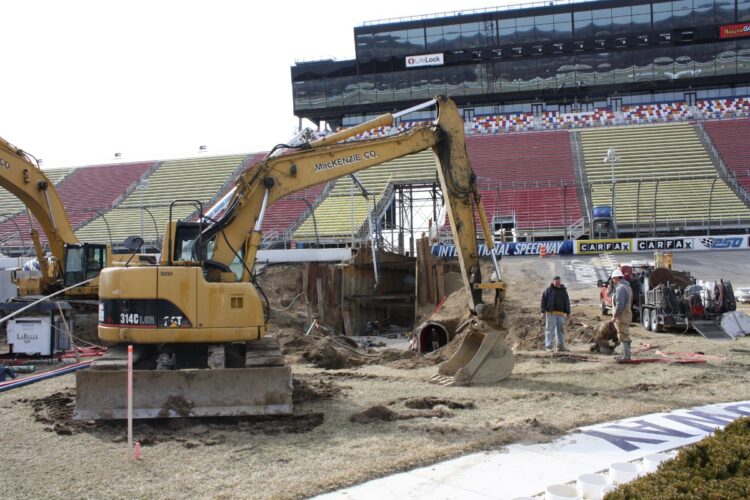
left=74, top=340, right=293, bottom=420
left=429, top=320, right=514, bottom=386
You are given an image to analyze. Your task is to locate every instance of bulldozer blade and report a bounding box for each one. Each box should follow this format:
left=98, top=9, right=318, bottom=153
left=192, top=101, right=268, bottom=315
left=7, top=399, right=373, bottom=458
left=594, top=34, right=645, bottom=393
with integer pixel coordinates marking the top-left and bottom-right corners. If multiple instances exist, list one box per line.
left=74, top=366, right=292, bottom=420
left=429, top=320, right=514, bottom=386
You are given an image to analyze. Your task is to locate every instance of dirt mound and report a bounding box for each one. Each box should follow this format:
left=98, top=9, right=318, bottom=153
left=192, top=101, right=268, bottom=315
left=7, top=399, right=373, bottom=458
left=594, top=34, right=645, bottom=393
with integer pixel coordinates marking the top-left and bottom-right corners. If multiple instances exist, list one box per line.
left=303, top=337, right=377, bottom=369
left=504, top=300, right=597, bottom=351
left=276, top=329, right=433, bottom=370
left=404, top=397, right=475, bottom=410
left=349, top=405, right=453, bottom=424
left=22, top=390, right=87, bottom=435
left=350, top=405, right=398, bottom=423
left=274, top=329, right=320, bottom=355
left=257, top=264, right=308, bottom=332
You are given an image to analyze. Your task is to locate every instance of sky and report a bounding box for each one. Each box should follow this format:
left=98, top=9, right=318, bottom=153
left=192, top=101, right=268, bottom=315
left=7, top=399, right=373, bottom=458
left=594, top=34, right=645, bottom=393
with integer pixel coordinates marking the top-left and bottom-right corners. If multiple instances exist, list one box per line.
left=3, top=0, right=518, bottom=168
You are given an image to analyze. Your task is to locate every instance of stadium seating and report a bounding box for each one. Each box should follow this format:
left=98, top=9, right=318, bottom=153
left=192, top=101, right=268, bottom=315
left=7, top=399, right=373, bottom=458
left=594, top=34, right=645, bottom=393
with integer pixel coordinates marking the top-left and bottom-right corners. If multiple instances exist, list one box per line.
left=4, top=95, right=749, bottom=252
left=579, top=122, right=750, bottom=229
left=466, top=132, right=582, bottom=232
left=294, top=149, right=437, bottom=241
left=702, top=119, right=750, bottom=193
left=0, top=163, right=151, bottom=248
left=261, top=185, right=328, bottom=240
left=75, top=155, right=248, bottom=244
left=0, top=167, right=73, bottom=220
left=698, top=98, right=750, bottom=119
left=466, top=96, right=748, bottom=135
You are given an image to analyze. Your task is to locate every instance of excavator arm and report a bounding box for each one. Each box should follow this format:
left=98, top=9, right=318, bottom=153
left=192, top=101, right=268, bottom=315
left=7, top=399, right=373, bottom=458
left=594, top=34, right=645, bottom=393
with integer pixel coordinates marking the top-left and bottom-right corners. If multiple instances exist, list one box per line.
left=0, top=137, right=109, bottom=297
left=0, top=138, right=79, bottom=266
left=200, top=97, right=501, bottom=314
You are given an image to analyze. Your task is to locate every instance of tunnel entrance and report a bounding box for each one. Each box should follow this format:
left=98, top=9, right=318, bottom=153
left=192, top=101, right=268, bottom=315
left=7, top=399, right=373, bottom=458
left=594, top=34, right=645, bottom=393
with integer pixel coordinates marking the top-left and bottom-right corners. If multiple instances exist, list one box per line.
left=417, top=322, right=449, bottom=353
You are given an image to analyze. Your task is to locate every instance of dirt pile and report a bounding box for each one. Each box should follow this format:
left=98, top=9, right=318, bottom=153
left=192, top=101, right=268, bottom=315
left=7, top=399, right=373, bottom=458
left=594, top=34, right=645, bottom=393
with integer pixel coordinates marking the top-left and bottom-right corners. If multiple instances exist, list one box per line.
left=274, top=329, right=436, bottom=370
left=350, top=396, right=476, bottom=424
left=257, top=264, right=309, bottom=332
left=504, top=302, right=598, bottom=351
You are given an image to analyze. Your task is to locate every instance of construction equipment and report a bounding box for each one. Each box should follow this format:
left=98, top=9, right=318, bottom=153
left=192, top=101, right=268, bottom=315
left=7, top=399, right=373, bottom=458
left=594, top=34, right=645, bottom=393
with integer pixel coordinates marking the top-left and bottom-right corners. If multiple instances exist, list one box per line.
left=0, top=137, right=113, bottom=298
left=598, top=260, right=737, bottom=338
left=637, top=267, right=735, bottom=338
left=0, top=138, right=155, bottom=300
left=76, top=95, right=513, bottom=419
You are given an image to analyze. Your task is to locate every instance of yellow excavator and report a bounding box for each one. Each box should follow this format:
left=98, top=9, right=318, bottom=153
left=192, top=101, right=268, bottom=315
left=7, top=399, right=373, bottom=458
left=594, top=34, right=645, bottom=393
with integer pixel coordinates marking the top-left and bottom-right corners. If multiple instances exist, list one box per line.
left=0, top=137, right=111, bottom=299
left=75, top=96, right=514, bottom=419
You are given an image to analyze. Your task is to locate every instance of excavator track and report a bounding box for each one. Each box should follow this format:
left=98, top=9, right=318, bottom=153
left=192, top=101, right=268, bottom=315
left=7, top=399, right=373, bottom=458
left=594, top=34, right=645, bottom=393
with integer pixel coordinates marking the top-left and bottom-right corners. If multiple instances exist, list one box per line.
left=74, top=338, right=292, bottom=420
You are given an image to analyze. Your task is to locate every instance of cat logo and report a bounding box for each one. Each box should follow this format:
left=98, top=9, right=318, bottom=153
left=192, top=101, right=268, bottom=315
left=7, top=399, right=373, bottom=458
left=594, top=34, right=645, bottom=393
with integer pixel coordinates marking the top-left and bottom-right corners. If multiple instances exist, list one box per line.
left=0, top=159, right=10, bottom=170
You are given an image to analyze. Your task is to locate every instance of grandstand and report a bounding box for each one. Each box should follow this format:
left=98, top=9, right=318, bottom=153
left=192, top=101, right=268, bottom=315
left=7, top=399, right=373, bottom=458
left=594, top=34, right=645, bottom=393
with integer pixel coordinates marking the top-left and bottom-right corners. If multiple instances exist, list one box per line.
left=703, top=118, right=750, bottom=192
left=0, top=162, right=153, bottom=249
left=0, top=167, right=72, bottom=219
left=579, top=122, right=750, bottom=233
left=3, top=99, right=750, bottom=255
left=74, top=155, right=248, bottom=245
left=466, top=131, right=582, bottom=237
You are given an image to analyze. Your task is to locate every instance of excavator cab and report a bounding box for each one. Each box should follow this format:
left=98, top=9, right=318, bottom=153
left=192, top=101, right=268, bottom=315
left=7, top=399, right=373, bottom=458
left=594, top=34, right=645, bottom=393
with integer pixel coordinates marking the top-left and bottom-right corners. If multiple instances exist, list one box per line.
left=62, top=243, right=108, bottom=297
left=63, top=243, right=107, bottom=286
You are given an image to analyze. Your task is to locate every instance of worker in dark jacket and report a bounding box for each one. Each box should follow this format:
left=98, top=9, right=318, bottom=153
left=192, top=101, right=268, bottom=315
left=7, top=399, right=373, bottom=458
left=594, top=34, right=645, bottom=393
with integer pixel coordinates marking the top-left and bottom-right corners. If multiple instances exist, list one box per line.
left=540, top=275, right=571, bottom=352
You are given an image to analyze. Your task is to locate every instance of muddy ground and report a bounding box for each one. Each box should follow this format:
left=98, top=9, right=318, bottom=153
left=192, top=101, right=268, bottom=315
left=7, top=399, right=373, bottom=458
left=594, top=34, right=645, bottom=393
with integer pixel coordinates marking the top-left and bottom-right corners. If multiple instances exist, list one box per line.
left=2, top=260, right=750, bottom=499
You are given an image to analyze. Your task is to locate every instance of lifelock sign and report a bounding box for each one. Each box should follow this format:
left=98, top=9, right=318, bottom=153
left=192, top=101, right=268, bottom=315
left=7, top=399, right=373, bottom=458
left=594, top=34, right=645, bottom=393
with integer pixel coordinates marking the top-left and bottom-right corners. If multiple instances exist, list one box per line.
left=405, top=53, right=444, bottom=68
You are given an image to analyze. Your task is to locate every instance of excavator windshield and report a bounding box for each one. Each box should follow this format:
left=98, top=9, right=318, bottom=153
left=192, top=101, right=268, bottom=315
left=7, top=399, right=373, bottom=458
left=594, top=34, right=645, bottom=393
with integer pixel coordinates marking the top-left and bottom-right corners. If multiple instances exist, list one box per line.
left=63, top=243, right=107, bottom=287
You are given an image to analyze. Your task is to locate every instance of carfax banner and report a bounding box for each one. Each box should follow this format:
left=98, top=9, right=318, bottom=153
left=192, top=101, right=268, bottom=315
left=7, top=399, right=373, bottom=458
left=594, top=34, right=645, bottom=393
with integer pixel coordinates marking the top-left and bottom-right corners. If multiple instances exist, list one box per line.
left=575, top=239, right=633, bottom=254
left=431, top=240, right=574, bottom=258
left=634, top=234, right=748, bottom=252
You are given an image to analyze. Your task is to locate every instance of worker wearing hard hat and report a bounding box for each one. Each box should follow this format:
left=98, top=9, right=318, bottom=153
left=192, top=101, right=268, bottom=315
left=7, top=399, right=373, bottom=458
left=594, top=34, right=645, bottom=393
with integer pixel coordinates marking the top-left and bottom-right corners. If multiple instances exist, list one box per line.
left=611, top=268, right=633, bottom=361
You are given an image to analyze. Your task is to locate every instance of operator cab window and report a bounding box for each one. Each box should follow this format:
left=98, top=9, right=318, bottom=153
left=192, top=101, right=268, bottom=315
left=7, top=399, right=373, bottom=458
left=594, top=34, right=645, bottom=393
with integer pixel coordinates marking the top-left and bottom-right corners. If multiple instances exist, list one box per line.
left=85, top=245, right=106, bottom=280
left=173, top=223, right=207, bottom=262
left=65, top=246, right=85, bottom=285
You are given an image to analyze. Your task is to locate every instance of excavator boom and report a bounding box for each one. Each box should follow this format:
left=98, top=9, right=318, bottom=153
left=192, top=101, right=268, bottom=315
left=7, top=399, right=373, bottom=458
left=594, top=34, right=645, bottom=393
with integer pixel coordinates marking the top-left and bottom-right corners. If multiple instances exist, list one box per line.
left=0, top=137, right=116, bottom=298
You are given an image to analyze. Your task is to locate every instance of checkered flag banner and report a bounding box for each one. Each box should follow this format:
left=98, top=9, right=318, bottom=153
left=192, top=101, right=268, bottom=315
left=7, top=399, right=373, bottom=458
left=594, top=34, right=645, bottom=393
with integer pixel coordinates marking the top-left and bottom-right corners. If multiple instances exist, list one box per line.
left=699, top=237, right=715, bottom=248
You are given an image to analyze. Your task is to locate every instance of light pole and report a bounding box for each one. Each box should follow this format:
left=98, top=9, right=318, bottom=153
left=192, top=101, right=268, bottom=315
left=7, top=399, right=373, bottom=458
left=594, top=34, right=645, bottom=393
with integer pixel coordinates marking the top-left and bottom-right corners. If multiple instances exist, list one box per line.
left=604, top=147, right=619, bottom=184
left=603, top=147, right=620, bottom=237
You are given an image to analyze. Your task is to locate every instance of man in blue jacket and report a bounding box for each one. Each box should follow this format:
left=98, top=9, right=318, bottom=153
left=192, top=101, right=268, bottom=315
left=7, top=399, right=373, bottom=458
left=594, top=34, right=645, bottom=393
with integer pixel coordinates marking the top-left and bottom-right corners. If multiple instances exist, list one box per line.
left=540, top=275, right=571, bottom=352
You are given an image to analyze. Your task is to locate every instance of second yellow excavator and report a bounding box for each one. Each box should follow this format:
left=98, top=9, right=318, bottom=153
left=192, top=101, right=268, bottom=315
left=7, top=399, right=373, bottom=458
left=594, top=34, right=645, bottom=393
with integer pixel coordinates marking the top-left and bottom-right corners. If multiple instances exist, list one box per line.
left=0, top=137, right=111, bottom=299
left=75, top=96, right=514, bottom=419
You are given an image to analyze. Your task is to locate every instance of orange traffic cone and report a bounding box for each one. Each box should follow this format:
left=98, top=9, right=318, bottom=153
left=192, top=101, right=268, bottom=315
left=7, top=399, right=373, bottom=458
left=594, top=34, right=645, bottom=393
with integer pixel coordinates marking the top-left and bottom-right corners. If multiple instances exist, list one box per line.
left=539, top=244, right=547, bottom=258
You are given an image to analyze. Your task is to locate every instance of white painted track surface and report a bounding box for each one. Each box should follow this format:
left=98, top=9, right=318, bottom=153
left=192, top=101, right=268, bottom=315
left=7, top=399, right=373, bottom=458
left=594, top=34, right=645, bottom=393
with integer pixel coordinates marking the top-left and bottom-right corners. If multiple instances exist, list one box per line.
left=315, top=400, right=750, bottom=499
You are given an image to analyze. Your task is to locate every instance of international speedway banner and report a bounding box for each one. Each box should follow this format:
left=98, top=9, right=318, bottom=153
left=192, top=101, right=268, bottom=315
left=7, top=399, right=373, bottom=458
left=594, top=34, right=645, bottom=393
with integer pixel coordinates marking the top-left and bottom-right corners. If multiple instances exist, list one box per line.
left=633, top=234, right=749, bottom=252
left=431, top=240, right=574, bottom=258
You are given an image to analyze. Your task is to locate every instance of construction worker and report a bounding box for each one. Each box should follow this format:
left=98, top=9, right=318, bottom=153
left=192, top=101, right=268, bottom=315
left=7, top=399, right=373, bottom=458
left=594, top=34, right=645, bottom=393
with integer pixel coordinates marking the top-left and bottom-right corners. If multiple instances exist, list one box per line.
left=540, top=275, right=570, bottom=352
left=611, top=268, right=633, bottom=361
